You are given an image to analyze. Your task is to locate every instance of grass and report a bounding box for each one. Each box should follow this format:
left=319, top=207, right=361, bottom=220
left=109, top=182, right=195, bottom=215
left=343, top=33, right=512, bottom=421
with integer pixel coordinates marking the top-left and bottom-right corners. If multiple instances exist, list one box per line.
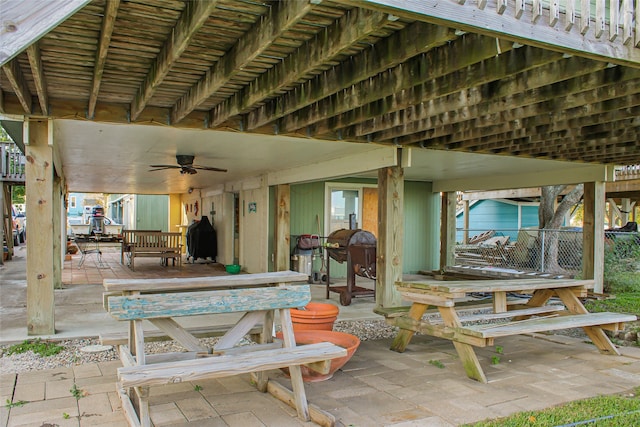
left=3, top=339, right=64, bottom=357
left=466, top=387, right=640, bottom=427
left=585, top=292, right=640, bottom=316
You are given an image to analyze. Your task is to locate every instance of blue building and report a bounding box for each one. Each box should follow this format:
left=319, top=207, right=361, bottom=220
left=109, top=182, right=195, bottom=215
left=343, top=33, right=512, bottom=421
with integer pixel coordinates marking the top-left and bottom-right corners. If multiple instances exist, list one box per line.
left=456, top=199, right=540, bottom=243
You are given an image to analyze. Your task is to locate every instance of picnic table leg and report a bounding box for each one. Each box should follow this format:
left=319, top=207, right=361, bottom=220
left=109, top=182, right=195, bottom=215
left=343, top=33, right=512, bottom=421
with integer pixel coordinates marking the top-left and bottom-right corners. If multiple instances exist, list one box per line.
left=493, top=291, right=507, bottom=313
left=391, top=302, right=428, bottom=352
left=279, top=308, right=310, bottom=421
left=554, top=288, right=620, bottom=355
left=438, top=306, right=487, bottom=383
left=512, top=289, right=556, bottom=321
left=256, top=310, right=275, bottom=392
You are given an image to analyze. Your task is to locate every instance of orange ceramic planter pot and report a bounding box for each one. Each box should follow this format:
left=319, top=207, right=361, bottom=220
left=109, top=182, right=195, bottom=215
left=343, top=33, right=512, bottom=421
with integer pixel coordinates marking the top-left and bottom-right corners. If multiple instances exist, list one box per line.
left=276, top=330, right=360, bottom=382
left=290, top=302, right=339, bottom=331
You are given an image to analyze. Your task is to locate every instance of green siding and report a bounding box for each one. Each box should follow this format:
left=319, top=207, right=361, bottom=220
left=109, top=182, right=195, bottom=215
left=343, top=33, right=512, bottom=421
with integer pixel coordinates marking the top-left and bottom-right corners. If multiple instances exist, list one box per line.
left=287, top=179, right=440, bottom=277
left=290, top=182, right=327, bottom=276
left=403, top=181, right=439, bottom=273
left=136, top=195, right=169, bottom=231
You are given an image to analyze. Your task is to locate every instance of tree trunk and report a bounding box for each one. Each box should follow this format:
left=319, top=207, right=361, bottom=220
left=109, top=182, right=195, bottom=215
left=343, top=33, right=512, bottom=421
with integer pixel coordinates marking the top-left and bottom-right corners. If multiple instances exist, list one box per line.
left=538, top=185, right=584, bottom=273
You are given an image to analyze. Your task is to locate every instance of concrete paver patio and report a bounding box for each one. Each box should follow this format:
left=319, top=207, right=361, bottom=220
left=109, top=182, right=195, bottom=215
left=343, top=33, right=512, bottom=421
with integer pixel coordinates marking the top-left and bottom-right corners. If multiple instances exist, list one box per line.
left=2, top=244, right=640, bottom=426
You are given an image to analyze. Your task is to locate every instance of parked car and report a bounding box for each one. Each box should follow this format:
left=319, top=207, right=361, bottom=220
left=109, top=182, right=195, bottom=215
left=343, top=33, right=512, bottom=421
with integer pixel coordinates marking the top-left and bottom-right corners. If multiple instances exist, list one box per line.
left=12, top=206, right=25, bottom=245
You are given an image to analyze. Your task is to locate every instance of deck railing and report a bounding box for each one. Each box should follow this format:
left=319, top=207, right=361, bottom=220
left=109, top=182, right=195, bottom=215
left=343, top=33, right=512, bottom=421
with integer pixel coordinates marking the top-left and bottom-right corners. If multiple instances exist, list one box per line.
left=0, top=142, right=25, bottom=183
left=616, top=164, right=640, bottom=180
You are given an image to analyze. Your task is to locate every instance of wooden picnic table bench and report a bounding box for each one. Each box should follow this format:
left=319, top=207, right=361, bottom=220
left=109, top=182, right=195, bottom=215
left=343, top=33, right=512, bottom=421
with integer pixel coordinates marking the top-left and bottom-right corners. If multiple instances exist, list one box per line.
left=385, top=278, right=636, bottom=383
left=121, top=230, right=182, bottom=271
left=102, top=271, right=346, bottom=427
left=120, top=230, right=161, bottom=264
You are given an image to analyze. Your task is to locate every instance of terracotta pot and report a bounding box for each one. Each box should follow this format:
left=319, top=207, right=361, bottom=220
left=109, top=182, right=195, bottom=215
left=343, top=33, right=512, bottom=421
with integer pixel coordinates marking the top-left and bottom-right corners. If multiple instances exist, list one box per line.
left=290, top=302, right=339, bottom=331
left=276, top=330, right=360, bottom=382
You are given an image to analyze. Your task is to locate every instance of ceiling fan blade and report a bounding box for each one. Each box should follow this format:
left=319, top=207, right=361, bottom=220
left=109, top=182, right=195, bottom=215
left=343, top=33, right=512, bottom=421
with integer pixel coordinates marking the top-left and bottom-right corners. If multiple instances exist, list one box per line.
left=193, top=165, right=228, bottom=172
left=149, top=164, right=180, bottom=168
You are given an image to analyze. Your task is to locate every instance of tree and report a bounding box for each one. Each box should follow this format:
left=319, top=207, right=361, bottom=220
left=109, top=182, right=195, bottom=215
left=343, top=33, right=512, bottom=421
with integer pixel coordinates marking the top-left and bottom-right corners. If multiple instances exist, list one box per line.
left=538, top=184, right=584, bottom=273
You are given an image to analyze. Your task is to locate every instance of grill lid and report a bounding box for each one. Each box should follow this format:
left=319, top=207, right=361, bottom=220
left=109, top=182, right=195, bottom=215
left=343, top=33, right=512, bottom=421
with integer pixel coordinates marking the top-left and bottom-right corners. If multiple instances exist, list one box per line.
left=327, top=229, right=376, bottom=247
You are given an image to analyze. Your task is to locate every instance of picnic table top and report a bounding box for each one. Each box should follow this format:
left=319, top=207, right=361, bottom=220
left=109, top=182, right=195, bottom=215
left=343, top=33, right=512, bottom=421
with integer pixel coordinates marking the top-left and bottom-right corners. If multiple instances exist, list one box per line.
left=395, top=278, right=594, bottom=295
left=103, top=270, right=309, bottom=292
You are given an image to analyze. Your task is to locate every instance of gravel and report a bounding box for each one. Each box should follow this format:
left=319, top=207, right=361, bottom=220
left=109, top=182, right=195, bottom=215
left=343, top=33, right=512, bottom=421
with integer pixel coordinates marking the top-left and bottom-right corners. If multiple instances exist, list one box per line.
left=2, top=316, right=635, bottom=376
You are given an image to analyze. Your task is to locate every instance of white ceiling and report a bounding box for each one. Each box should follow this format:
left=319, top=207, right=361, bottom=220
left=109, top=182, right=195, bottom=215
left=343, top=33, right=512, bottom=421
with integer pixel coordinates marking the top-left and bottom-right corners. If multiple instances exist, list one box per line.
left=15, top=119, right=610, bottom=195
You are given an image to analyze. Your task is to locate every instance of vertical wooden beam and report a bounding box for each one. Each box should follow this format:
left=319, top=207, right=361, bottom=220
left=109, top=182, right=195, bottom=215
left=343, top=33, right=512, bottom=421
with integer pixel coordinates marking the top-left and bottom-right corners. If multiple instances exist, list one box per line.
left=52, top=175, right=62, bottom=289
left=620, top=198, right=631, bottom=224
left=439, top=192, right=457, bottom=271
left=25, top=118, right=55, bottom=335
left=275, top=184, right=290, bottom=271
left=583, top=182, right=605, bottom=294
left=377, top=164, right=404, bottom=309
left=463, top=199, right=470, bottom=244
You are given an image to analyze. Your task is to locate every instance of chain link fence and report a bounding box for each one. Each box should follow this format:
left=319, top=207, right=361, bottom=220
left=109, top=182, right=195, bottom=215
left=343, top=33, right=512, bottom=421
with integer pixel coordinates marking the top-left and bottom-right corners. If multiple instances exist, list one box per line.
left=453, top=228, right=639, bottom=275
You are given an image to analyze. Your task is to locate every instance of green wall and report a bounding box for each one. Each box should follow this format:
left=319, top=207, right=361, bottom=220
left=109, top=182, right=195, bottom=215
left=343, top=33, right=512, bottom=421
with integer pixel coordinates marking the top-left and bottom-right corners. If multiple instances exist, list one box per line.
left=136, top=195, right=169, bottom=231
left=285, top=179, right=440, bottom=278
left=403, top=181, right=440, bottom=273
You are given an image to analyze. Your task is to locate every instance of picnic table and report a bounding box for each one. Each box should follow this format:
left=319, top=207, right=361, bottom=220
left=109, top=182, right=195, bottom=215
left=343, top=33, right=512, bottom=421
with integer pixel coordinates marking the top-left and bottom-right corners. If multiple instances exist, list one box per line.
left=101, top=271, right=347, bottom=427
left=386, top=278, right=636, bottom=383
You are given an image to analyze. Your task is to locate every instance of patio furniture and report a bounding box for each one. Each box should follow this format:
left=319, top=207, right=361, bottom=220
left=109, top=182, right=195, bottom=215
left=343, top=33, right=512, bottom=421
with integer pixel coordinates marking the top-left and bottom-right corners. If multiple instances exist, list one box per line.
left=386, top=278, right=636, bottom=383
left=74, top=234, right=105, bottom=268
left=103, top=272, right=345, bottom=427
left=120, top=230, right=161, bottom=264
left=124, top=231, right=182, bottom=271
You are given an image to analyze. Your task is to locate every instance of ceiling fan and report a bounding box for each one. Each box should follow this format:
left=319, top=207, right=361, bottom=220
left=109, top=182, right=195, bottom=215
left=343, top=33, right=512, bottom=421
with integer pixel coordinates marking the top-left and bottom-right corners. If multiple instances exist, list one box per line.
left=149, top=155, right=227, bottom=175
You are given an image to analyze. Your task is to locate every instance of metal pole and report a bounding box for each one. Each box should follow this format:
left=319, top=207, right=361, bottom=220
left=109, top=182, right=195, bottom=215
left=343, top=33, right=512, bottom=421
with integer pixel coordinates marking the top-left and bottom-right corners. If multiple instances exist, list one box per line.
left=540, top=229, right=546, bottom=273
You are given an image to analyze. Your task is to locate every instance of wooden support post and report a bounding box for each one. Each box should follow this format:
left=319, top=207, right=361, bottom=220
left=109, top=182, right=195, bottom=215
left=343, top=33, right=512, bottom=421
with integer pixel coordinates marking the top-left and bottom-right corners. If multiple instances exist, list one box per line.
left=274, top=184, right=290, bottom=271
left=53, top=175, right=63, bottom=289
left=463, top=199, right=470, bottom=244
left=25, top=118, right=55, bottom=335
left=583, top=182, right=605, bottom=294
left=439, top=191, right=456, bottom=271
left=620, top=198, right=631, bottom=225
left=377, top=163, right=404, bottom=309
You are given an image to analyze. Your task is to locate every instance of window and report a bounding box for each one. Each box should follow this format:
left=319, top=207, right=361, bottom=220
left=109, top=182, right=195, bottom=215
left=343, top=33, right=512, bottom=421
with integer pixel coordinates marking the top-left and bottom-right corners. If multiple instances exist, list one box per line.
left=70, top=196, right=76, bottom=209
left=325, top=183, right=378, bottom=236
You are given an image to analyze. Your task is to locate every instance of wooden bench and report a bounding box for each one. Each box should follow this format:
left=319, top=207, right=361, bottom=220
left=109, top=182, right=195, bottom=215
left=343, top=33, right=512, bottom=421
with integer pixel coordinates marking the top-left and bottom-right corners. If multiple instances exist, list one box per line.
left=120, top=230, right=161, bottom=264
left=125, top=231, right=182, bottom=271
left=103, top=274, right=346, bottom=427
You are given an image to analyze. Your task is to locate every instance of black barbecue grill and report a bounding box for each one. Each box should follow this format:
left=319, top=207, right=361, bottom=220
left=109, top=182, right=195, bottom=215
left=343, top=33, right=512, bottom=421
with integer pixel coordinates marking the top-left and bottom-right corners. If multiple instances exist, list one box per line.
left=325, top=229, right=377, bottom=306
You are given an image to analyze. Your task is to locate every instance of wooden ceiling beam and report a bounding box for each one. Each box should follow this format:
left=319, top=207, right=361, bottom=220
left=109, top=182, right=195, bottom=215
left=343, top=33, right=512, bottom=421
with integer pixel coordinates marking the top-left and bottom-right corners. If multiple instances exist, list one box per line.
left=171, top=0, right=315, bottom=124
left=377, top=90, right=640, bottom=146
left=277, top=34, right=514, bottom=134
left=88, top=0, right=120, bottom=120
left=310, top=46, right=570, bottom=139
left=130, top=0, right=216, bottom=121
left=244, top=21, right=458, bottom=131
left=418, top=128, right=640, bottom=160
left=1, top=59, right=32, bottom=114
left=391, top=67, right=640, bottom=146
left=25, top=43, right=48, bottom=115
left=210, top=8, right=390, bottom=128
left=438, top=113, right=640, bottom=148
left=350, top=48, right=606, bottom=141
